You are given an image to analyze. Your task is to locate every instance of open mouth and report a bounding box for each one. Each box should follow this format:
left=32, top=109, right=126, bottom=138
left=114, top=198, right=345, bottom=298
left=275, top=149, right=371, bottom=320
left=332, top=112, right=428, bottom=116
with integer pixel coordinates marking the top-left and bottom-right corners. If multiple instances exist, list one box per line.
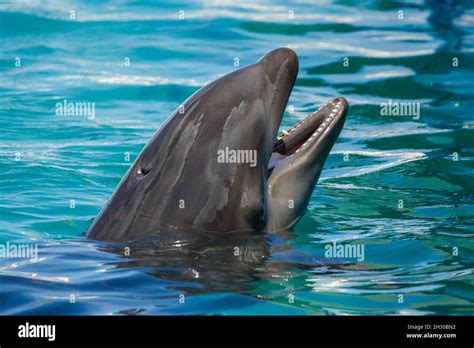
left=272, top=97, right=348, bottom=157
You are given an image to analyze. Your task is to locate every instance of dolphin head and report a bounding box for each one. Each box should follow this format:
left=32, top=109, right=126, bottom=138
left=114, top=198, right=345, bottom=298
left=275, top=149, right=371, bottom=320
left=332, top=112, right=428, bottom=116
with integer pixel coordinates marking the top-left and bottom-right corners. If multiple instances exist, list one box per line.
left=86, top=48, right=347, bottom=241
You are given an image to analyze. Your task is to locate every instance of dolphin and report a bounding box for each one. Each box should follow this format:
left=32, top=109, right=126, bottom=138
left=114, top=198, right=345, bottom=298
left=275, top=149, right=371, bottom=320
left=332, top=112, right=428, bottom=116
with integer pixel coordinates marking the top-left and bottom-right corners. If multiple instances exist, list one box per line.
left=87, top=47, right=348, bottom=241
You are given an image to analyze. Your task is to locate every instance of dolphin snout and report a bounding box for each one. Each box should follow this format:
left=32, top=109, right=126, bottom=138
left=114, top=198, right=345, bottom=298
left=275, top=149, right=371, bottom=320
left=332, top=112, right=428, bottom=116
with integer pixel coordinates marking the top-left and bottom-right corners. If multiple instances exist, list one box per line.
left=257, top=48, right=299, bottom=156
left=259, top=47, right=299, bottom=86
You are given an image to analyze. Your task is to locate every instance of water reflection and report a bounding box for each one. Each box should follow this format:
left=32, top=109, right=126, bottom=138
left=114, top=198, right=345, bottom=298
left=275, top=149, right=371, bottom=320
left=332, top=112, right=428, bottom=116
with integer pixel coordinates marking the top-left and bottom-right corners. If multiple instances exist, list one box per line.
left=99, top=228, right=343, bottom=295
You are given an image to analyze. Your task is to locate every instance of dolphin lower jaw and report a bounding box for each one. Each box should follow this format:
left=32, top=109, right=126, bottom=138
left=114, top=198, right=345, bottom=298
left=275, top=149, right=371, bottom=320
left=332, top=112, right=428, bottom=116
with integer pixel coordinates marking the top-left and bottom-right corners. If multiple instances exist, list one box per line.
left=273, top=97, right=348, bottom=159
left=264, top=97, right=348, bottom=232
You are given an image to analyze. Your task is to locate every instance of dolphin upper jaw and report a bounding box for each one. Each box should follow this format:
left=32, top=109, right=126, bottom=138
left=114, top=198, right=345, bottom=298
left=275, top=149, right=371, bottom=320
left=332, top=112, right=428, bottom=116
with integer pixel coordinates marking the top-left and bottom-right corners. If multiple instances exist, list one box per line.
left=258, top=48, right=299, bottom=166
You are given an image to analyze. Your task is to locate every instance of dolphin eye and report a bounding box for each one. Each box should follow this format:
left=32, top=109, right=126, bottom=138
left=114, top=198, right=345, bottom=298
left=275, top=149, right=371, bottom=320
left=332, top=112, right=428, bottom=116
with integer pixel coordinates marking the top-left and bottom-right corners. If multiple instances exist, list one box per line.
left=136, top=166, right=152, bottom=177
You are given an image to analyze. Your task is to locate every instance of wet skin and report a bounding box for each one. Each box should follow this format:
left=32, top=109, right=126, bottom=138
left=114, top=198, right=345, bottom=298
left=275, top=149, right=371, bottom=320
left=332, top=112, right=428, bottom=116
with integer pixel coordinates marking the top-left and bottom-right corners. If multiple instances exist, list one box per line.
left=87, top=47, right=349, bottom=241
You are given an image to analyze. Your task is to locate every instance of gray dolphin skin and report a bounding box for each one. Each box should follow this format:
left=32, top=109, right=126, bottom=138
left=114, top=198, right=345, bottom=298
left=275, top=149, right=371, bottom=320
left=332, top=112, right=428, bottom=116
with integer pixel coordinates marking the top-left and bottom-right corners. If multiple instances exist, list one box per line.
left=87, top=47, right=348, bottom=241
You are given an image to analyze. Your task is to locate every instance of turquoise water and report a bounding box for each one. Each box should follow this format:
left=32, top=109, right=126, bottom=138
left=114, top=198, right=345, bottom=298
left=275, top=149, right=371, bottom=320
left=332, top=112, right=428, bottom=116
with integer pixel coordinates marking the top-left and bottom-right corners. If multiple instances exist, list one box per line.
left=1, top=0, right=473, bottom=315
